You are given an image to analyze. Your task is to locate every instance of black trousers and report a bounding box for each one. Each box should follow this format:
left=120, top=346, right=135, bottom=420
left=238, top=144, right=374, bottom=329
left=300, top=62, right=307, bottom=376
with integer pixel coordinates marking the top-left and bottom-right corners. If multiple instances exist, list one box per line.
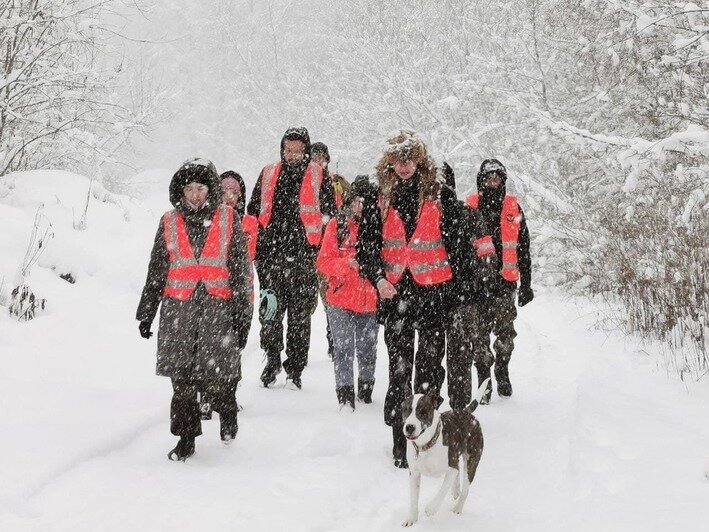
left=446, top=304, right=482, bottom=409
left=383, top=314, right=446, bottom=427
left=257, top=262, right=318, bottom=378
left=170, top=378, right=237, bottom=438
left=471, top=288, right=518, bottom=371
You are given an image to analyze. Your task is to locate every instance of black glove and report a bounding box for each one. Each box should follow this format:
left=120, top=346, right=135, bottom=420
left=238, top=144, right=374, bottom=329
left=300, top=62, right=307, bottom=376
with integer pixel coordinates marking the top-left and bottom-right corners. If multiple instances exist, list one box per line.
left=138, top=321, right=153, bottom=339
left=518, top=285, right=534, bottom=307
left=232, top=313, right=248, bottom=350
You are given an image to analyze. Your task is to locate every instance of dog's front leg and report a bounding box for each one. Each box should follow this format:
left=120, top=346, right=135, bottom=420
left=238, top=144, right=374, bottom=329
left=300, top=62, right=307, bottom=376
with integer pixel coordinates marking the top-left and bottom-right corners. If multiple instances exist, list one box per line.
left=425, top=467, right=457, bottom=517
left=403, top=470, right=421, bottom=527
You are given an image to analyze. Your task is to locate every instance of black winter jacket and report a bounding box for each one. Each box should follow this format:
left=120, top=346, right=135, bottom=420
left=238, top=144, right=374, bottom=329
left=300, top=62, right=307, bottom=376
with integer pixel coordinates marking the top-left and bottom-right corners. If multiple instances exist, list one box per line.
left=474, top=160, right=532, bottom=293
left=136, top=170, right=251, bottom=380
left=356, top=173, right=489, bottom=329
left=247, top=163, right=335, bottom=270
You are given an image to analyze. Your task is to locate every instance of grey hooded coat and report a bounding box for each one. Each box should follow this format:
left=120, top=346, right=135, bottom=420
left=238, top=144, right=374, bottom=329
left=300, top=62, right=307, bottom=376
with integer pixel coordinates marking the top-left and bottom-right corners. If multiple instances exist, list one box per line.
left=136, top=159, right=251, bottom=380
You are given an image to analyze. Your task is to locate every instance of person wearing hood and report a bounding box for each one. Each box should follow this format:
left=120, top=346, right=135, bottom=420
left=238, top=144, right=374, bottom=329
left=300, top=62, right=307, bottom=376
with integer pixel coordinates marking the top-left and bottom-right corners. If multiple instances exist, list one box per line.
left=438, top=163, right=500, bottom=408
left=136, top=158, right=251, bottom=461
left=316, top=175, right=379, bottom=411
left=356, top=131, right=494, bottom=468
left=464, top=159, right=534, bottom=400
left=247, top=127, right=336, bottom=390
left=220, top=170, right=247, bottom=217
left=198, top=170, right=252, bottom=421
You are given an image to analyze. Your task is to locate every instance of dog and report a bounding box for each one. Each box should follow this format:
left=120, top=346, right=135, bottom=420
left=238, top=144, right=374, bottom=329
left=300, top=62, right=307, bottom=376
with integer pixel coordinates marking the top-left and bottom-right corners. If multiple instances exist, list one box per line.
left=401, top=379, right=488, bottom=526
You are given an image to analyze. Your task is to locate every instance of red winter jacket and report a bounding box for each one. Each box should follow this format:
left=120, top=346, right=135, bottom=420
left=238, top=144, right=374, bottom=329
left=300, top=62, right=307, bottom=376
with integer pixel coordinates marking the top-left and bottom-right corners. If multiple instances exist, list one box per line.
left=316, top=217, right=378, bottom=313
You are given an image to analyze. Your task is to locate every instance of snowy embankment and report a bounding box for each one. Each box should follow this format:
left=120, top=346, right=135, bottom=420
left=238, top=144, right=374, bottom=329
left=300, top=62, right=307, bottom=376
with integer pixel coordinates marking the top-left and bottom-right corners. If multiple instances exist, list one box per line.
left=1, top=170, right=708, bottom=531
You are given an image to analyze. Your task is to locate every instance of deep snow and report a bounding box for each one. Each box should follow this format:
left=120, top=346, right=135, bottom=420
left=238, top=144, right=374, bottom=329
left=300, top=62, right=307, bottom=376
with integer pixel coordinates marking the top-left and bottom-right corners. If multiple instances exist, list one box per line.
left=1, top=170, right=708, bottom=531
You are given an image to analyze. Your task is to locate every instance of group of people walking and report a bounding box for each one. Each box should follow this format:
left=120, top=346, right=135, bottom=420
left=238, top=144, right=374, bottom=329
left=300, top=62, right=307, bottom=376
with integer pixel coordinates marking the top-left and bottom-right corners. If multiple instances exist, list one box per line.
left=136, top=127, right=533, bottom=464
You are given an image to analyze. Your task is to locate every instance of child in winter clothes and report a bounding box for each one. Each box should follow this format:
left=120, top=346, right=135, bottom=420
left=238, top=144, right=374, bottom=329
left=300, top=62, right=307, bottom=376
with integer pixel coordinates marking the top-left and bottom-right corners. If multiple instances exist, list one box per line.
left=316, top=175, right=379, bottom=411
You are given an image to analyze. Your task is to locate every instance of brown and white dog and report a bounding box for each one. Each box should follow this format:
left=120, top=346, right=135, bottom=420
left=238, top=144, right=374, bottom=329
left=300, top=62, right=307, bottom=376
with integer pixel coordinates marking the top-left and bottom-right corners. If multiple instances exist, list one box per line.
left=401, top=380, right=488, bottom=526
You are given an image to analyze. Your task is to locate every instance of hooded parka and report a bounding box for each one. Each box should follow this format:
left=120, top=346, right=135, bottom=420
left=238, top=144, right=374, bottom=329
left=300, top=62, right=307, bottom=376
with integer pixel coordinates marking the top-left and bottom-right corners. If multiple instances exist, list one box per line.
left=136, top=159, right=251, bottom=381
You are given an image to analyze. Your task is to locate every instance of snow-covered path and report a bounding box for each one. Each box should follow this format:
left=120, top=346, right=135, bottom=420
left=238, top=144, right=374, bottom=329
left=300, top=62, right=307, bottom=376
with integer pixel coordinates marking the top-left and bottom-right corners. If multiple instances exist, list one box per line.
left=1, top=171, right=708, bottom=531
left=3, top=292, right=709, bottom=531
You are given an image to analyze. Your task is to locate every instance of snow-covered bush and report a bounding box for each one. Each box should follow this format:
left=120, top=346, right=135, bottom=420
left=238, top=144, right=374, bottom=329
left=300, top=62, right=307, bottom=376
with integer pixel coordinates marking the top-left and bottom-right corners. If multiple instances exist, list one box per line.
left=0, top=0, right=149, bottom=179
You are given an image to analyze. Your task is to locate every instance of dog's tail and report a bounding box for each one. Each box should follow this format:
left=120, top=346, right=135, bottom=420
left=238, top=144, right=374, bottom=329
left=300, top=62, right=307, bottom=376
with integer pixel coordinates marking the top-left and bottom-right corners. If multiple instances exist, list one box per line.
left=465, top=378, right=491, bottom=414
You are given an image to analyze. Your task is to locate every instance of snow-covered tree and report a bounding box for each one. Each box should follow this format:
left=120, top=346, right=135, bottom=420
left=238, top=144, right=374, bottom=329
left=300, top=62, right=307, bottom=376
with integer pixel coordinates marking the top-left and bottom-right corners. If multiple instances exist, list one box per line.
left=0, top=0, right=149, bottom=177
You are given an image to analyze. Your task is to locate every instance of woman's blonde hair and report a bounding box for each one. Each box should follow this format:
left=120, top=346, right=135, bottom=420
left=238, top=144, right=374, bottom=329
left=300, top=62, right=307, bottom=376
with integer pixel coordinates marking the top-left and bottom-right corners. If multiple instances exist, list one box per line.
left=375, top=130, right=439, bottom=218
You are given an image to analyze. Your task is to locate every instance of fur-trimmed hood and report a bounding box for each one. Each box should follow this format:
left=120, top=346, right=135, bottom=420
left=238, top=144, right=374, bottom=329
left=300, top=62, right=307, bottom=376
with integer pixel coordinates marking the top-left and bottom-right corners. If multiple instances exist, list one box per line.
left=375, top=130, right=439, bottom=215
left=168, top=158, right=221, bottom=212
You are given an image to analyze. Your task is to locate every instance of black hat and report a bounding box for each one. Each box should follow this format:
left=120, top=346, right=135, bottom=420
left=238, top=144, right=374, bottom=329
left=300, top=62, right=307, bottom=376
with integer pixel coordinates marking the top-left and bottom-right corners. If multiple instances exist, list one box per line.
left=311, top=142, right=330, bottom=162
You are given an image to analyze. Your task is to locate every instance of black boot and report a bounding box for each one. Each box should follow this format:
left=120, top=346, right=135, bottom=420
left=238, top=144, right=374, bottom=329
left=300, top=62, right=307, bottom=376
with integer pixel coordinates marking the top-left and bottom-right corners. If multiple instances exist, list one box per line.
left=392, top=424, right=408, bottom=469
left=495, top=361, right=513, bottom=397
left=260, top=354, right=281, bottom=387
left=286, top=372, right=302, bottom=390
left=336, top=385, right=355, bottom=411
left=168, top=436, right=195, bottom=461
left=476, top=364, right=493, bottom=405
left=357, top=379, right=374, bottom=404
left=220, top=412, right=238, bottom=445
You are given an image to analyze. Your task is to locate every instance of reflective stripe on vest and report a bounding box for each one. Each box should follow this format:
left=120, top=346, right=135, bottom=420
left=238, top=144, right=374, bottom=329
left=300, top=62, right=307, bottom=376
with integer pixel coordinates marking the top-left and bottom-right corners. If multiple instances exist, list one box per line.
left=473, top=236, right=495, bottom=257
left=381, top=200, right=453, bottom=286
left=163, top=205, right=234, bottom=300
left=258, top=161, right=323, bottom=245
left=466, top=193, right=521, bottom=282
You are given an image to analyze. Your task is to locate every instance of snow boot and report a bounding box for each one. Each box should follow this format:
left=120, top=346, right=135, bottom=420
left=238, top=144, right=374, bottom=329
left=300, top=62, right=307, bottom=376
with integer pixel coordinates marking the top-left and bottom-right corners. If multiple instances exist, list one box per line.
left=168, top=436, right=195, bottom=461
left=260, top=355, right=281, bottom=388
left=495, top=361, right=513, bottom=397
left=357, top=379, right=374, bottom=403
left=392, top=424, right=408, bottom=469
left=285, top=372, right=302, bottom=390
left=220, top=414, right=238, bottom=445
left=336, top=385, right=355, bottom=412
left=476, top=364, right=493, bottom=405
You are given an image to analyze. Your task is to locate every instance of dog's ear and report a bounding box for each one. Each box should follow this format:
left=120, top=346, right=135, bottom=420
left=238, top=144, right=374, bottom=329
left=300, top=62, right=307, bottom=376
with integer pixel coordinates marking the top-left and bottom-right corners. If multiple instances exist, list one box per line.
left=424, top=387, right=440, bottom=410
left=401, top=393, right=414, bottom=418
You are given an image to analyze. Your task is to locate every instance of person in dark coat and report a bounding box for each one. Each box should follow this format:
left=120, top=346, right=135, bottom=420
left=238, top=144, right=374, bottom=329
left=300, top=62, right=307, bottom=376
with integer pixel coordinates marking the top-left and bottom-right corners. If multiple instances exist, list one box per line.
left=220, top=170, right=253, bottom=362
left=247, top=128, right=336, bottom=389
left=198, top=170, right=251, bottom=421
left=465, top=158, right=533, bottom=400
left=440, top=163, right=499, bottom=408
left=136, top=158, right=251, bottom=461
left=356, top=131, right=493, bottom=468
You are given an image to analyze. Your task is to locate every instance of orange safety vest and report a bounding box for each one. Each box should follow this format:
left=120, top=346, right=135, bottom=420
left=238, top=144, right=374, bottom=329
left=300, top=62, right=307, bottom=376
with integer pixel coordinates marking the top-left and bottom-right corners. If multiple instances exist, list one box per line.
left=163, top=205, right=234, bottom=300
left=241, top=214, right=259, bottom=262
left=466, top=194, right=521, bottom=282
left=381, top=200, right=453, bottom=286
left=258, top=161, right=324, bottom=246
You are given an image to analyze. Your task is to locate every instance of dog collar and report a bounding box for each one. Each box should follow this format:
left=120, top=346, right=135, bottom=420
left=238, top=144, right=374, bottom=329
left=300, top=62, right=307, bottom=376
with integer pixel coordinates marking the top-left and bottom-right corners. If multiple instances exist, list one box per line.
left=412, top=419, right=442, bottom=456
